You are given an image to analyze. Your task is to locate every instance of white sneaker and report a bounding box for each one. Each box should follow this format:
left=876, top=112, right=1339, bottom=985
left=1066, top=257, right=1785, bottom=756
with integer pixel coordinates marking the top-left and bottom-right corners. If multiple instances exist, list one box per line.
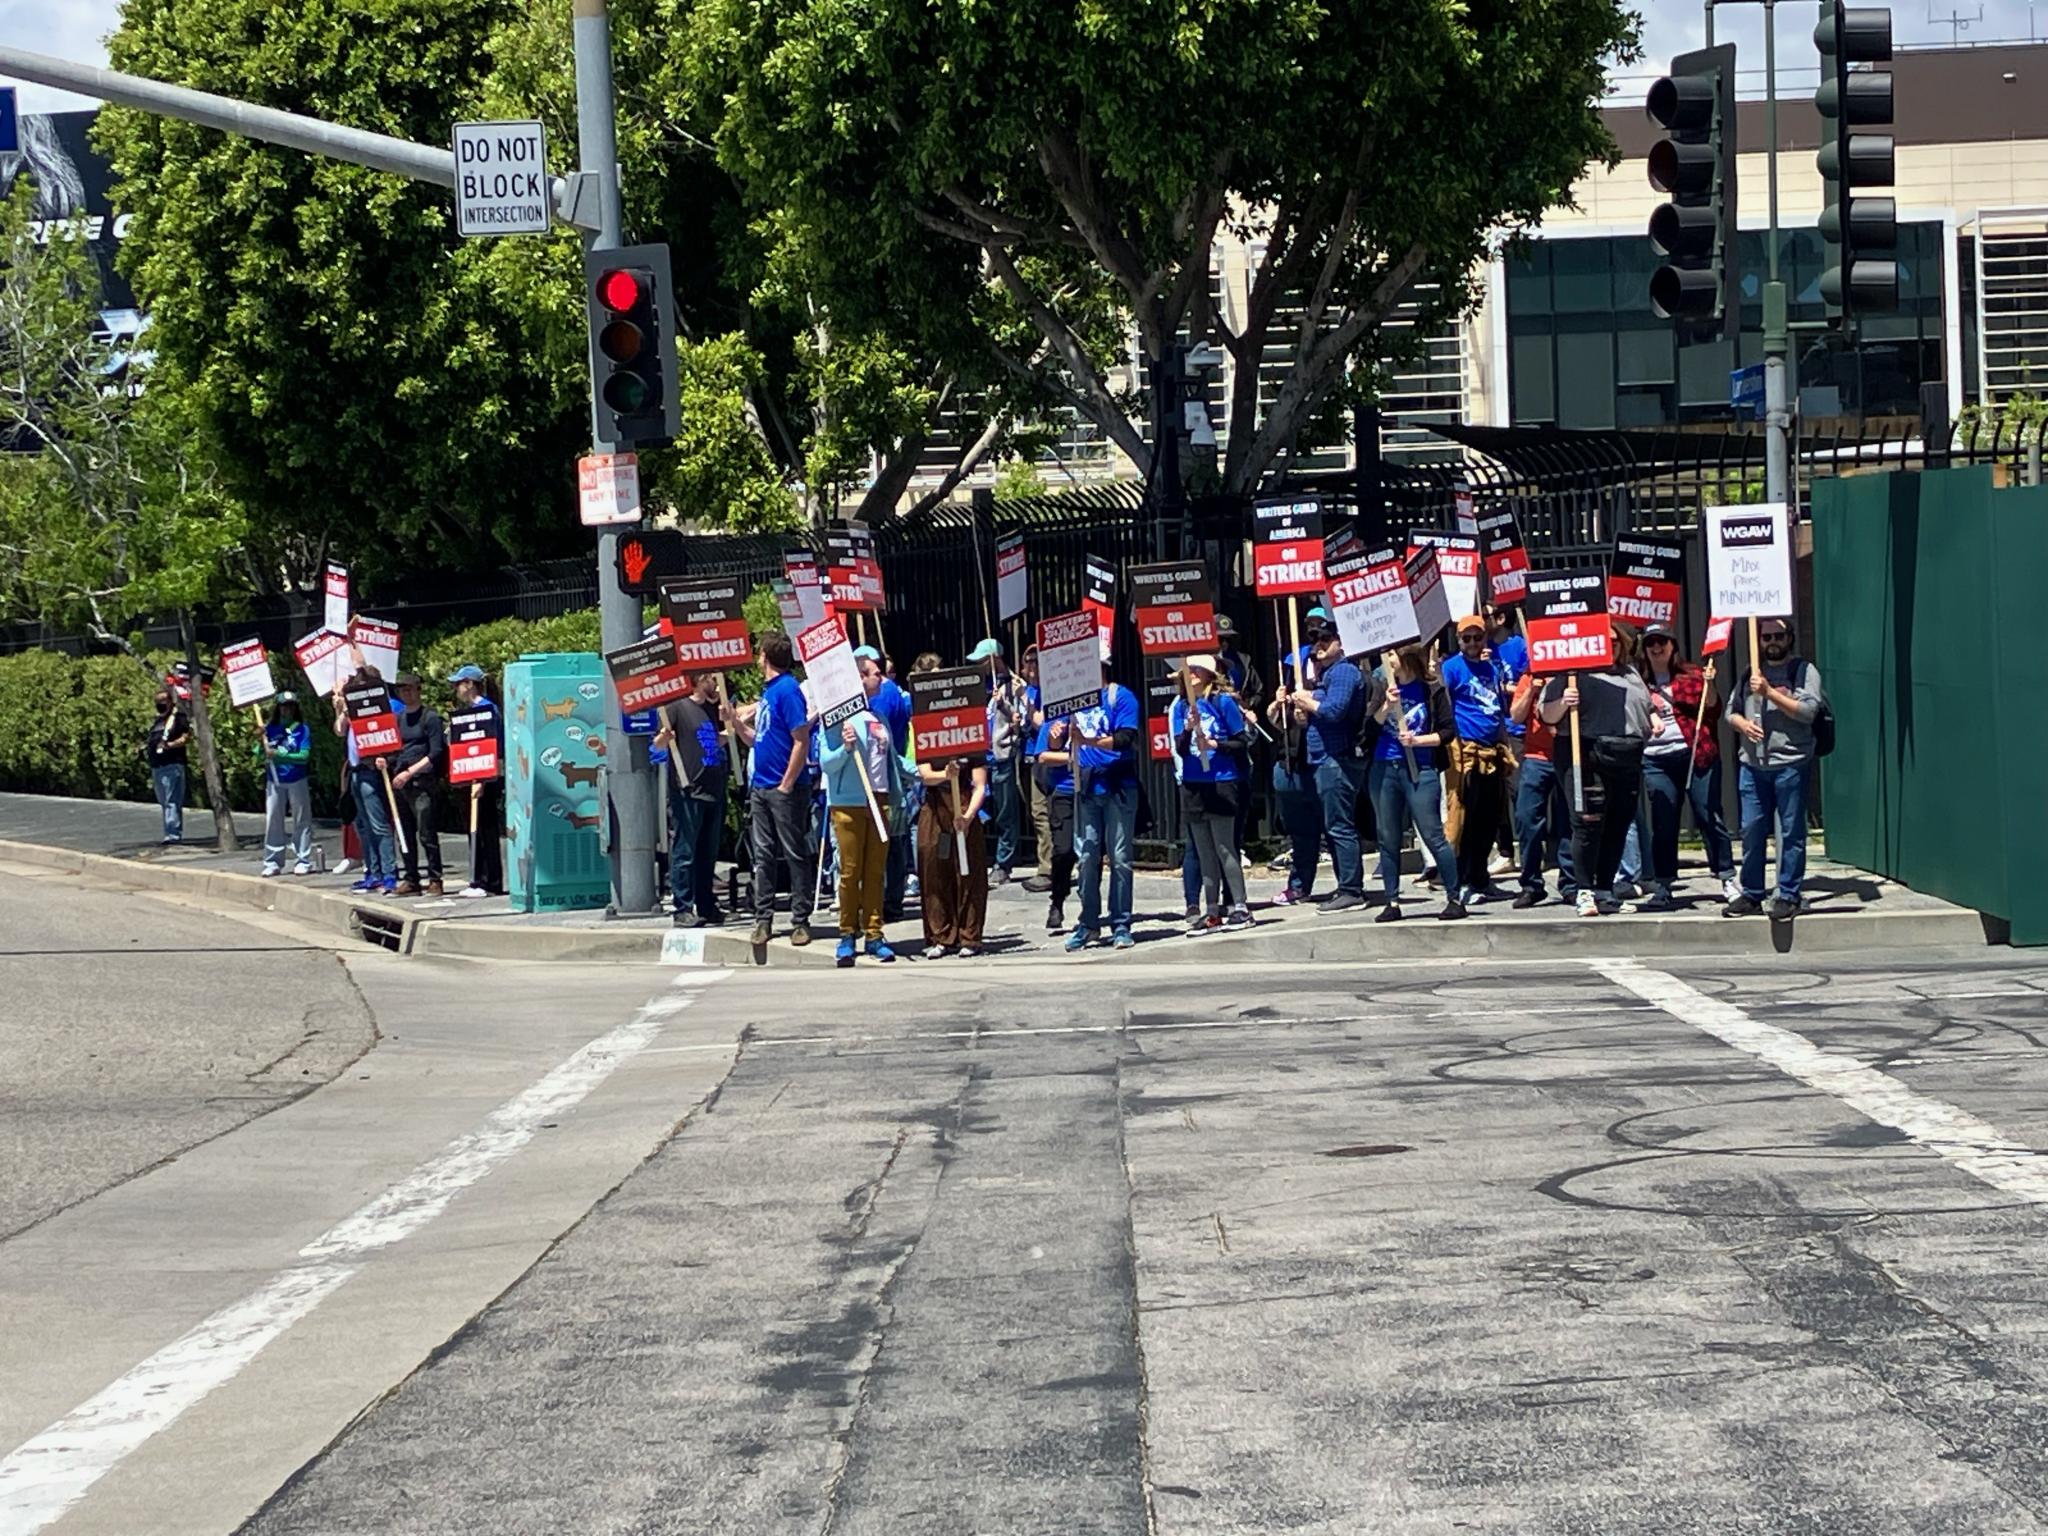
left=1577, top=890, right=1600, bottom=917
left=333, top=858, right=355, bottom=876
left=1487, top=854, right=1514, bottom=878
left=292, top=862, right=313, bottom=877
left=1238, top=851, right=1251, bottom=870
left=1721, top=875, right=1741, bottom=904
left=260, top=865, right=281, bottom=878
left=457, top=885, right=489, bottom=900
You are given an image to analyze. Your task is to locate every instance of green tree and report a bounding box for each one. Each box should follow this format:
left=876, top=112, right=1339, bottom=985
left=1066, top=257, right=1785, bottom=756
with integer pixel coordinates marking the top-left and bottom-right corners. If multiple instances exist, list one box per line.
left=688, top=0, right=1638, bottom=494
left=0, top=180, right=248, bottom=847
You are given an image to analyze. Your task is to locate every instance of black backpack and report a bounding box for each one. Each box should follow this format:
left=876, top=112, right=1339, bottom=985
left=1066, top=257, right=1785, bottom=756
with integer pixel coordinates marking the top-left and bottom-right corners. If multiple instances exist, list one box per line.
left=1797, top=660, right=1835, bottom=758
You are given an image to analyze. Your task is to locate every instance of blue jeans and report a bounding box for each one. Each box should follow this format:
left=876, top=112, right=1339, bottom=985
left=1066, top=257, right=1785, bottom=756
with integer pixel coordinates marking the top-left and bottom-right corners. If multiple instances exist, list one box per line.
left=352, top=768, right=395, bottom=884
left=1271, top=761, right=1323, bottom=897
left=1313, top=755, right=1368, bottom=897
left=152, top=763, right=185, bottom=841
left=1514, top=756, right=1577, bottom=899
left=1369, top=757, right=1460, bottom=903
left=989, top=757, right=1022, bottom=871
left=1739, top=761, right=1811, bottom=902
left=1640, top=750, right=1690, bottom=891
left=1688, top=760, right=1734, bottom=877
left=668, top=777, right=724, bottom=917
left=1074, top=782, right=1137, bottom=936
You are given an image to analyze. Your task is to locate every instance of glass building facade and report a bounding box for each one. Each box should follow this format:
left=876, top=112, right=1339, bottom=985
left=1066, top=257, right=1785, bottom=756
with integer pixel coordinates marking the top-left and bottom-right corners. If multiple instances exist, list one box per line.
left=1505, top=222, right=1948, bottom=426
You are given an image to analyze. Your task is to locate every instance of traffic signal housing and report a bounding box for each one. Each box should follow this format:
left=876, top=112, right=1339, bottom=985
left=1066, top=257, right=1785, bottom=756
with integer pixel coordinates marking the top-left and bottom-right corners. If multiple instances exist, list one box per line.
left=1645, top=43, right=1739, bottom=344
left=1816, top=3, right=1898, bottom=324
left=585, top=242, right=681, bottom=449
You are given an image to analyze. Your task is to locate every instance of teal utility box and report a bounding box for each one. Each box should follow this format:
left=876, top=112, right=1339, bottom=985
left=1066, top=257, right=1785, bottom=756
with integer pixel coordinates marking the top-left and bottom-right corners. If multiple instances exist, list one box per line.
left=504, top=652, right=610, bottom=913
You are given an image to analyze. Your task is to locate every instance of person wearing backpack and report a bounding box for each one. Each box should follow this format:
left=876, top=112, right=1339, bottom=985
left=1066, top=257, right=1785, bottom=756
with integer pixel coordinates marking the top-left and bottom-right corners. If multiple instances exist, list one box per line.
left=1725, top=617, right=1829, bottom=921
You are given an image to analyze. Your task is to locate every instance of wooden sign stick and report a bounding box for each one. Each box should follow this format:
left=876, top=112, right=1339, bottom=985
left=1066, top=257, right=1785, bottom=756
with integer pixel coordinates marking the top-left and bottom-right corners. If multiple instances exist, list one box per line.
left=380, top=759, right=410, bottom=857
left=470, top=782, right=481, bottom=842
left=1566, top=672, right=1585, bottom=816
left=1684, top=661, right=1717, bottom=794
left=852, top=742, right=890, bottom=843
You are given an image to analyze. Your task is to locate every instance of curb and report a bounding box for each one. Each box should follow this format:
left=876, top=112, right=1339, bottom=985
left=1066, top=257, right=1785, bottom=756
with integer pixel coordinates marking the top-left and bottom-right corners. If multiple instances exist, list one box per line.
left=0, top=839, right=836, bottom=968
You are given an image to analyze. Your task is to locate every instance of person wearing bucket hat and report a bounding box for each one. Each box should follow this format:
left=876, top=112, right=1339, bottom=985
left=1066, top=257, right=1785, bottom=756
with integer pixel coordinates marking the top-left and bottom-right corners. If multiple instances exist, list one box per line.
left=258, top=691, right=315, bottom=877
left=1170, top=654, right=1253, bottom=932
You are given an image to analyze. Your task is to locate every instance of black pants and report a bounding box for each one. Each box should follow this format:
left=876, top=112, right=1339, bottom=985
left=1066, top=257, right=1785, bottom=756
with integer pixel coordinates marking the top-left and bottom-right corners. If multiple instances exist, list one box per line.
left=670, top=774, right=726, bottom=918
left=1456, top=764, right=1507, bottom=894
left=749, top=784, right=816, bottom=923
left=1045, top=790, right=1077, bottom=906
left=1566, top=738, right=1644, bottom=897
left=469, top=781, right=504, bottom=893
left=397, top=778, right=442, bottom=885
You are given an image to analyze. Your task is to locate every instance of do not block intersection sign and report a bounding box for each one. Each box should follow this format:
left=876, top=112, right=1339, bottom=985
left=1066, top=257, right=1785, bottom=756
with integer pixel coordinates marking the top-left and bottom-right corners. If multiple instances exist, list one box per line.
left=454, top=120, right=550, bottom=237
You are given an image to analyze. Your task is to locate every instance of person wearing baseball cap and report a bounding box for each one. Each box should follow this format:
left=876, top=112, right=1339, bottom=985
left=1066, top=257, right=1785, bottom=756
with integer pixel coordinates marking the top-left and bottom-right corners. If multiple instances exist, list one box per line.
left=447, top=665, right=505, bottom=897
left=388, top=671, right=448, bottom=896
left=257, top=691, right=315, bottom=877
left=1438, top=613, right=1511, bottom=905
left=855, top=643, right=914, bottom=921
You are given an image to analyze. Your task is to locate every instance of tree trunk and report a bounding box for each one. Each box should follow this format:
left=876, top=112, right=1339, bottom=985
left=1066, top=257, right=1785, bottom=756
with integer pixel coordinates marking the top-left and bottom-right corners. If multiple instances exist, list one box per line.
left=178, top=610, right=238, bottom=854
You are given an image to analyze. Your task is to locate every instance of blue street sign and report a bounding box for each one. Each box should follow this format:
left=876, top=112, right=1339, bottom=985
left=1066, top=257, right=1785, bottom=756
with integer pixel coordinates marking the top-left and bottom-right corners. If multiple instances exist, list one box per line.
left=1730, top=363, right=1765, bottom=419
left=622, top=709, right=659, bottom=735
left=0, top=89, right=17, bottom=155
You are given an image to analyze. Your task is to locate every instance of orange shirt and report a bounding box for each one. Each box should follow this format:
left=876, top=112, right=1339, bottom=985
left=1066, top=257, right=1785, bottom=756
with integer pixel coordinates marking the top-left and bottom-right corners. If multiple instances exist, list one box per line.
left=1511, top=674, right=1557, bottom=761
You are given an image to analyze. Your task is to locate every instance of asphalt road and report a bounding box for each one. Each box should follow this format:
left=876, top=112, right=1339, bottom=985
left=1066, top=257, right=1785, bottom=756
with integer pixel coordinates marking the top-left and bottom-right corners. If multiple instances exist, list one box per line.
left=9, top=861, right=2048, bottom=1535
left=222, top=947, right=2048, bottom=1536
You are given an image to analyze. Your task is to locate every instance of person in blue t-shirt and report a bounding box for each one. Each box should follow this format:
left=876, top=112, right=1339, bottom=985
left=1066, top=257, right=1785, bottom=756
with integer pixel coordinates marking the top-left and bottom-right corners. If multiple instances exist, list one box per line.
left=1025, top=714, right=1077, bottom=934
left=856, top=644, right=915, bottom=923
left=1170, top=656, right=1252, bottom=930
left=1368, top=646, right=1466, bottom=921
left=1438, top=614, right=1513, bottom=902
left=1064, top=663, right=1141, bottom=952
left=1285, top=626, right=1369, bottom=910
left=736, top=631, right=817, bottom=947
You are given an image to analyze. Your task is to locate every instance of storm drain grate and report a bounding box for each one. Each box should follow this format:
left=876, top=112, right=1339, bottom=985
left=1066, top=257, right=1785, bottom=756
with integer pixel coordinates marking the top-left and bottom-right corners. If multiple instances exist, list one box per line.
left=351, top=907, right=407, bottom=953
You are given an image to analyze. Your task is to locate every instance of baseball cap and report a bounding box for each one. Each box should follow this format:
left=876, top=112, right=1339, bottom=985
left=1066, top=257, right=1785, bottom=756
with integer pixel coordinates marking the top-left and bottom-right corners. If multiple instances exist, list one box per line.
left=1456, top=613, right=1486, bottom=635
left=1304, top=606, right=1332, bottom=624
left=1215, top=615, right=1239, bottom=639
left=447, top=664, right=486, bottom=683
left=276, top=690, right=298, bottom=704
left=1642, top=622, right=1676, bottom=642
left=394, top=671, right=422, bottom=687
left=852, top=645, right=881, bottom=662
left=967, top=638, right=1003, bottom=662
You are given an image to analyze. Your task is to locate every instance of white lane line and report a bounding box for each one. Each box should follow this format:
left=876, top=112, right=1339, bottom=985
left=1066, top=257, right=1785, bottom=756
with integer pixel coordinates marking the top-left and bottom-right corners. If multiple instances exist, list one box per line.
left=1594, top=960, right=2048, bottom=1205
left=0, top=972, right=725, bottom=1534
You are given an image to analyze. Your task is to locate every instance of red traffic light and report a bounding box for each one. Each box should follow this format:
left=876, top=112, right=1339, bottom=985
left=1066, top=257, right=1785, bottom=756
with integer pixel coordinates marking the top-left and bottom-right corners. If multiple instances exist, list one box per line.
left=597, top=268, right=648, bottom=313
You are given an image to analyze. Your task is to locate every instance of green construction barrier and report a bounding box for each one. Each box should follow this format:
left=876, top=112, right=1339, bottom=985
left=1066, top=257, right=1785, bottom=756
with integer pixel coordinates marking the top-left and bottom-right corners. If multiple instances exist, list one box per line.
left=1814, top=465, right=2048, bottom=945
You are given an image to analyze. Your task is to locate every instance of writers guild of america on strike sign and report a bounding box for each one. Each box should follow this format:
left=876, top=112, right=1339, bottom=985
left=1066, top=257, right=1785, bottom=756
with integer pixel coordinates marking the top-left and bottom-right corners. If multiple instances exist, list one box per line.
left=453, top=121, right=551, bottom=237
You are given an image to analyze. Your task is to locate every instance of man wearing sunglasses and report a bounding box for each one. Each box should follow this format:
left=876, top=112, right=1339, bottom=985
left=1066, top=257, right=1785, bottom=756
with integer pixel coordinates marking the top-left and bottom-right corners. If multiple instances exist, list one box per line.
left=1725, top=618, right=1826, bottom=920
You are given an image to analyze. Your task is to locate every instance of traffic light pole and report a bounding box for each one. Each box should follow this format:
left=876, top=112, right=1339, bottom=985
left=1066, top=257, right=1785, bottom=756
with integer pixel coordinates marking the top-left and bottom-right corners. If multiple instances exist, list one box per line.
left=572, top=0, right=660, bottom=917
left=1762, top=0, right=1793, bottom=509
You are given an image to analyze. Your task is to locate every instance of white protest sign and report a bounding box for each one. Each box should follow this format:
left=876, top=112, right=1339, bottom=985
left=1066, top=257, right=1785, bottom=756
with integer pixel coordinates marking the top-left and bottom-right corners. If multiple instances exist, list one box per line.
left=453, top=120, right=551, bottom=237
left=220, top=637, right=277, bottom=709
left=1327, top=548, right=1419, bottom=659
left=322, top=562, right=349, bottom=635
left=578, top=452, right=642, bottom=527
left=796, top=615, right=867, bottom=729
left=349, top=615, right=402, bottom=683
left=294, top=628, right=349, bottom=697
left=1706, top=503, right=1794, bottom=619
left=995, top=531, right=1028, bottom=623
left=1034, top=610, right=1103, bottom=717
left=1404, top=547, right=1454, bottom=643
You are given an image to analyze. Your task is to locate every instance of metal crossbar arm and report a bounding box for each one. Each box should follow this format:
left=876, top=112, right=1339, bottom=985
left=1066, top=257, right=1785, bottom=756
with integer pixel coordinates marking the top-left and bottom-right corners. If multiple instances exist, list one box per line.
left=0, top=45, right=603, bottom=231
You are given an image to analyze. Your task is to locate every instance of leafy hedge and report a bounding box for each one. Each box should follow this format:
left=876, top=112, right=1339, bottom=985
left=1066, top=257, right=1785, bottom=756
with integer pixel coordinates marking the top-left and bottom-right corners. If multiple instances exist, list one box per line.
left=0, top=592, right=783, bottom=811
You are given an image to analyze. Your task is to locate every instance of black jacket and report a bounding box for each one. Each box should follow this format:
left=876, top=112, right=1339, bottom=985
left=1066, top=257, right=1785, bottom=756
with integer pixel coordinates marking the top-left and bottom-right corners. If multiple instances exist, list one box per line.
left=394, top=706, right=447, bottom=779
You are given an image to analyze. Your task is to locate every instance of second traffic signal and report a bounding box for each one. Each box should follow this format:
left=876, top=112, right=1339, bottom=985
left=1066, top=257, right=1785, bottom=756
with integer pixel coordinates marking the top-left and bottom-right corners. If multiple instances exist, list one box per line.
left=1815, top=3, right=1898, bottom=324
left=1645, top=43, right=1738, bottom=343
left=585, top=242, right=681, bottom=450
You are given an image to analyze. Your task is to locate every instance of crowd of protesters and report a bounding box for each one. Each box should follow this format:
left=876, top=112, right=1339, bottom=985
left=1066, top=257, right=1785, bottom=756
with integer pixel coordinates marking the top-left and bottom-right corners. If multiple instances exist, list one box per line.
left=146, top=602, right=1824, bottom=957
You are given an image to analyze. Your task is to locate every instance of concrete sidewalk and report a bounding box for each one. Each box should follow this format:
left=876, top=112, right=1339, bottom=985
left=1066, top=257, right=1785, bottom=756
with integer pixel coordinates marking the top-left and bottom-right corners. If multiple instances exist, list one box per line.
left=0, top=791, right=1997, bottom=966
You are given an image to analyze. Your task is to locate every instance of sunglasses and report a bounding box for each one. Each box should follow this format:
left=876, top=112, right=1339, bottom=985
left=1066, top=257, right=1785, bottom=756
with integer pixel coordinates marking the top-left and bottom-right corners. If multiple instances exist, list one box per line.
left=1761, top=631, right=1791, bottom=643
left=1646, top=636, right=1674, bottom=646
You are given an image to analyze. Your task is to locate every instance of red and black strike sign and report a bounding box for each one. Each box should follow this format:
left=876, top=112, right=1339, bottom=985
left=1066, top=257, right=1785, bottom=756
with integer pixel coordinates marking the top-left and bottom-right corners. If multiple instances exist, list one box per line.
left=447, top=707, right=502, bottom=786
left=851, top=522, right=886, bottom=608
left=605, top=634, right=692, bottom=714
left=1523, top=569, right=1614, bottom=674
left=824, top=523, right=867, bottom=610
left=1252, top=497, right=1326, bottom=597
left=1478, top=507, right=1532, bottom=606
left=1146, top=674, right=1182, bottom=762
left=908, top=666, right=990, bottom=759
left=660, top=576, right=752, bottom=669
left=1128, top=562, right=1217, bottom=656
left=1607, top=535, right=1685, bottom=630
left=344, top=683, right=401, bottom=759
left=1082, top=553, right=1117, bottom=649
left=1701, top=615, right=1734, bottom=657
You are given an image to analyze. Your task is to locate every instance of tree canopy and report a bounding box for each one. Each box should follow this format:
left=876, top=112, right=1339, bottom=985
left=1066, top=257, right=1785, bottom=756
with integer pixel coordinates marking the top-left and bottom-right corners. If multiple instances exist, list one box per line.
left=688, top=0, right=1639, bottom=492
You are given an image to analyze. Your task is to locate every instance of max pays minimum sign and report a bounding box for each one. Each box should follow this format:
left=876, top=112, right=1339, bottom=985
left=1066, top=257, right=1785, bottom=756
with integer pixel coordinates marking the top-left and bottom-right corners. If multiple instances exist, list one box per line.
left=1523, top=569, right=1612, bottom=673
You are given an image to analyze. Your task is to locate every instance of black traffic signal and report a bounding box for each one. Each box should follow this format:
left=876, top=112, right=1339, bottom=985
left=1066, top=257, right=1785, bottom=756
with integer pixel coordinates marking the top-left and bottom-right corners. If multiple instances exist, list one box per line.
left=585, top=242, right=681, bottom=449
left=1645, top=43, right=1738, bottom=343
left=1816, top=3, right=1898, bottom=323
